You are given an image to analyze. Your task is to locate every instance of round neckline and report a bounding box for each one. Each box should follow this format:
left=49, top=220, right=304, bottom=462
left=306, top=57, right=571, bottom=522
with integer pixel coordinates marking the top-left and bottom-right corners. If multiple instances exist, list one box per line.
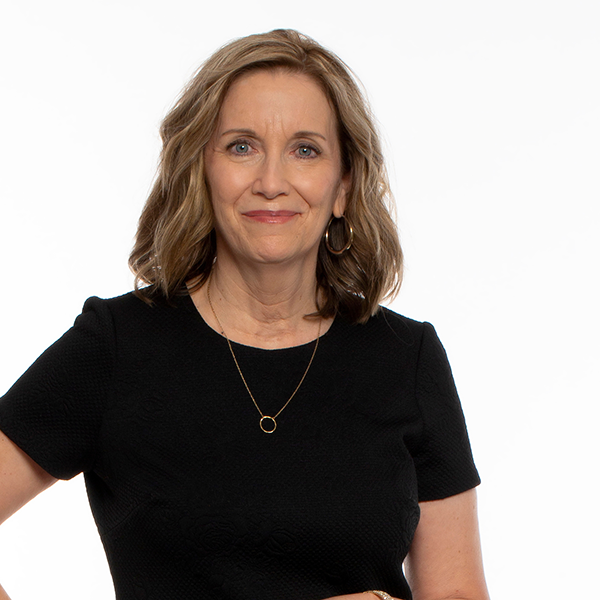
left=180, top=289, right=337, bottom=352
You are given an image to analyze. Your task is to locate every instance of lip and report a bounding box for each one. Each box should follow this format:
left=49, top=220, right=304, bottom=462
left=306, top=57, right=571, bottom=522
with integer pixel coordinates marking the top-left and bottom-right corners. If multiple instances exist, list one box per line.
left=242, top=210, right=299, bottom=224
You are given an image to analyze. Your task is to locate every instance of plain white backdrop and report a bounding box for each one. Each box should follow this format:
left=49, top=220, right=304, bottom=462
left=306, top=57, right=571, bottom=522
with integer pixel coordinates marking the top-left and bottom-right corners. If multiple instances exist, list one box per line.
left=1, top=1, right=598, bottom=598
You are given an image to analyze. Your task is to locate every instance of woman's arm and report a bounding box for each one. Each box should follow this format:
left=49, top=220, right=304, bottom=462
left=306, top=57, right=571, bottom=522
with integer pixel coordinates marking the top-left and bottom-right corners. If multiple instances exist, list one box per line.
left=405, top=488, right=489, bottom=600
left=323, top=490, right=489, bottom=600
left=0, top=430, right=57, bottom=599
left=322, top=491, right=488, bottom=600
left=0, top=430, right=56, bottom=525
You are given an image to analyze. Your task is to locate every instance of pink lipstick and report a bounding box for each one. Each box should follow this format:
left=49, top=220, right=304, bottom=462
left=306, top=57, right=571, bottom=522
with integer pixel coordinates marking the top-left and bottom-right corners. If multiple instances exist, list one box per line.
left=243, top=210, right=298, bottom=224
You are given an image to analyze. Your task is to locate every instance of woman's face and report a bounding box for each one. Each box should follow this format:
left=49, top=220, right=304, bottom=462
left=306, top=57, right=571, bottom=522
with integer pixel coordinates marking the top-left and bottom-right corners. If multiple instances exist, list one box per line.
left=205, top=69, right=349, bottom=269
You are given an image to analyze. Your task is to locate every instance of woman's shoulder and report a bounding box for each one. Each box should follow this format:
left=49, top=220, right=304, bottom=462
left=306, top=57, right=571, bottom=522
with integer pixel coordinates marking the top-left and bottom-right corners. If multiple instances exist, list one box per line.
left=82, top=289, right=158, bottom=309
left=359, top=305, right=432, bottom=348
left=80, top=290, right=137, bottom=311
left=80, top=289, right=190, bottom=317
left=73, top=290, right=196, bottom=341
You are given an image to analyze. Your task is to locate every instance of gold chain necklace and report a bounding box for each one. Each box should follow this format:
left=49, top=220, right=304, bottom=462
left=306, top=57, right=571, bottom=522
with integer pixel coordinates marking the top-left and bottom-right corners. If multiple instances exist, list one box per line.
left=206, top=276, right=321, bottom=433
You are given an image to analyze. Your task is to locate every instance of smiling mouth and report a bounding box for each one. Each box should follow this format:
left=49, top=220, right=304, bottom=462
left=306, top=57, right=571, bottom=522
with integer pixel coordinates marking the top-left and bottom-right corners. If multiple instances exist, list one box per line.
left=243, top=210, right=299, bottom=223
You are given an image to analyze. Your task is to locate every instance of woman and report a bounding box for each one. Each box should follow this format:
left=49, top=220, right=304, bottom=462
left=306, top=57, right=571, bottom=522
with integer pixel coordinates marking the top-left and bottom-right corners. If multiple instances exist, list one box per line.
left=0, top=30, right=489, bottom=600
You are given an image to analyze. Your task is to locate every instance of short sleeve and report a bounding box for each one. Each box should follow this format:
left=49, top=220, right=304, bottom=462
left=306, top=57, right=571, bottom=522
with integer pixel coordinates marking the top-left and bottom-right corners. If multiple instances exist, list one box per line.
left=410, top=322, right=480, bottom=501
left=0, top=297, right=115, bottom=480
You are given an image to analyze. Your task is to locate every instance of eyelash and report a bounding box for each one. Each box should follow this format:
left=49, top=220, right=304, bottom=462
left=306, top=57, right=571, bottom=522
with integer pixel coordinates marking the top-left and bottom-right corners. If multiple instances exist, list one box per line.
left=295, top=143, right=321, bottom=159
left=225, top=139, right=321, bottom=159
left=226, top=139, right=253, bottom=155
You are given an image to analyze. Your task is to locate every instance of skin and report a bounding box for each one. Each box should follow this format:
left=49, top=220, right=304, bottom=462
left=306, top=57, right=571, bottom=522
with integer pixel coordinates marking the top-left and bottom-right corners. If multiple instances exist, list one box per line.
left=0, top=431, right=490, bottom=600
left=194, top=69, right=349, bottom=349
left=0, top=432, right=57, bottom=599
left=194, top=69, right=490, bottom=599
left=0, top=70, right=489, bottom=600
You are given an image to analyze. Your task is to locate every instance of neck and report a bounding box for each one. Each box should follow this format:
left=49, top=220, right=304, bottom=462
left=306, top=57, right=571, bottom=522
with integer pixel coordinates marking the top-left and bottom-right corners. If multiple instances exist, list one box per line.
left=216, top=261, right=318, bottom=319
left=191, top=254, right=329, bottom=349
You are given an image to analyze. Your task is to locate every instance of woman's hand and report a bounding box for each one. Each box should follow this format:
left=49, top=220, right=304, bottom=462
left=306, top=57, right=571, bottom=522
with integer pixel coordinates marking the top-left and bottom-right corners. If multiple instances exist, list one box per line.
left=321, top=594, right=400, bottom=600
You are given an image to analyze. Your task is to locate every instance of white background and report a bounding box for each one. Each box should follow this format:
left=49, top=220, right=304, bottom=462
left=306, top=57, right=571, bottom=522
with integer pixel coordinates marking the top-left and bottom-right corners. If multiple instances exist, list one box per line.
left=1, top=1, right=598, bottom=599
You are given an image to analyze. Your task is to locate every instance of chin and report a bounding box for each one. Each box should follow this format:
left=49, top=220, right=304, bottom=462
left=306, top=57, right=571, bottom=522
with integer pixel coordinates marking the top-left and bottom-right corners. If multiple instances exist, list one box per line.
left=244, top=244, right=313, bottom=267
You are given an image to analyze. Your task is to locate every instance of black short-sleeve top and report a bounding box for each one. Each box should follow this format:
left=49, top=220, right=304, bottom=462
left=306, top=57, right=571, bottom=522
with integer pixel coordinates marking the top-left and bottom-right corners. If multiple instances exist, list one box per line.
left=0, top=292, right=480, bottom=600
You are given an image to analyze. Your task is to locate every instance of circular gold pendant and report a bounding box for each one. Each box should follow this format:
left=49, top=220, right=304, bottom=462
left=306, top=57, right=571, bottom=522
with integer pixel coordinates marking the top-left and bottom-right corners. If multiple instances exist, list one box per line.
left=260, top=416, right=277, bottom=433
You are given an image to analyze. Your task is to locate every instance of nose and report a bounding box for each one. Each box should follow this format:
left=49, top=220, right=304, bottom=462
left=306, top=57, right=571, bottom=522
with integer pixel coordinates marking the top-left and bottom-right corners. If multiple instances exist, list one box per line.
left=251, top=154, right=291, bottom=199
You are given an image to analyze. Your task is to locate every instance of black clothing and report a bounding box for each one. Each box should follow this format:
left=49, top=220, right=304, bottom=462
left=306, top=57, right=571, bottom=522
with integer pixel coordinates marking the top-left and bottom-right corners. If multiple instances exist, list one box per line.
left=0, top=292, right=480, bottom=600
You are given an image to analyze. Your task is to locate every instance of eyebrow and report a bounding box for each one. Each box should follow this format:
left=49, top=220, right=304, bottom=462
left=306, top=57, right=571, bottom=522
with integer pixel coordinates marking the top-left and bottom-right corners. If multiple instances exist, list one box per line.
left=220, top=128, right=328, bottom=141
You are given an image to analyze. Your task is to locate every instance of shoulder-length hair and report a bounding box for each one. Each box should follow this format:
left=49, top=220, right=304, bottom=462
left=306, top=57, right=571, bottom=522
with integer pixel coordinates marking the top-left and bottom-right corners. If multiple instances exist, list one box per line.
left=129, top=29, right=403, bottom=324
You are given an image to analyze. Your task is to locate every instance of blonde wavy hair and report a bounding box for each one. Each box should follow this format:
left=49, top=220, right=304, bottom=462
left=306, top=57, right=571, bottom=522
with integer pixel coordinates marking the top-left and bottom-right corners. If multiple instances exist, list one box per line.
left=129, top=29, right=403, bottom=324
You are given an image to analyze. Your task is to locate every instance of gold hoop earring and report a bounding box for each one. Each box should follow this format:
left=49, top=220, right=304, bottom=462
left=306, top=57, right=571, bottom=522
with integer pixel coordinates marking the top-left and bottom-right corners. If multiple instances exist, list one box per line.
left=325, top=216, right=354, bottom=255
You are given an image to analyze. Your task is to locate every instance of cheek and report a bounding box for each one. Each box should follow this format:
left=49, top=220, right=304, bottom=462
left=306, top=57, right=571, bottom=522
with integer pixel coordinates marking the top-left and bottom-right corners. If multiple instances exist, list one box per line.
left=207, top=162, right=246, bottom=205
left=293, top=169, right=341, bottom=205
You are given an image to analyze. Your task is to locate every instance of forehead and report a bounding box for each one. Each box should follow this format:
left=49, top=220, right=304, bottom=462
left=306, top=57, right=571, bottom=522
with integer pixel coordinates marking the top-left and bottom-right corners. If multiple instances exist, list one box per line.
left=217, top=69, right=336, bottom=133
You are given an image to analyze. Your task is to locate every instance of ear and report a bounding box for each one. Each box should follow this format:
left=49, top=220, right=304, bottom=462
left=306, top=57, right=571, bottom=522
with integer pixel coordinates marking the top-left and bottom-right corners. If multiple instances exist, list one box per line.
left=332, top=172, right=351, bottom=218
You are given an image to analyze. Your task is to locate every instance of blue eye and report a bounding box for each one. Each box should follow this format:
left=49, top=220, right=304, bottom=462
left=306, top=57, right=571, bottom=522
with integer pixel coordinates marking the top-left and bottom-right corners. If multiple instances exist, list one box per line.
left=226, top=140, right=252, bottom=155
left=296, top=144, right=319, bottom=158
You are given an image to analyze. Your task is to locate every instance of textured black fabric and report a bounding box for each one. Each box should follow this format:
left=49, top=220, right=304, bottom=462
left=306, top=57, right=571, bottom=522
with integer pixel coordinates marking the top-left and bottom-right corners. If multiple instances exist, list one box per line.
left=0, top=292, right=480, bottom=600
